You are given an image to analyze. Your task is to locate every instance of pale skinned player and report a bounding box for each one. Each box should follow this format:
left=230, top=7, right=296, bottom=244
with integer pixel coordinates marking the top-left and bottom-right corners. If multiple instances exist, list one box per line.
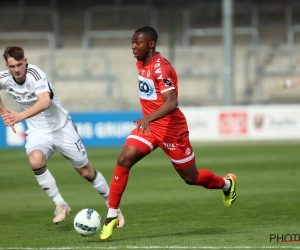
left=0, top=46, right=125, bottom=226
left=100, top=26, right=237, bottom=241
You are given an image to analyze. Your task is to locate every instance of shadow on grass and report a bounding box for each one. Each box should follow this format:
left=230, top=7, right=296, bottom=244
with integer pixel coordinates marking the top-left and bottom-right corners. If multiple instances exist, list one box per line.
left=88, top=227, right=250, bottom=243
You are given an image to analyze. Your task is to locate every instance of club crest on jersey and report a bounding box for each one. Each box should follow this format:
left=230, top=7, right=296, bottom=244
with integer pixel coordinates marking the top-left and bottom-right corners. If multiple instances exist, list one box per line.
left=147, top=70, right=150, bottom=77
left=163, top=78, right=172, bottom=87
left=185, top=148, right=191, bottom=155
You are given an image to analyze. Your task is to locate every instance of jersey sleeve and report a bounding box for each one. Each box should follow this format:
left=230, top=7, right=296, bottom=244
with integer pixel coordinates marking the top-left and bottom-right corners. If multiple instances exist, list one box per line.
left=27, top=65, right=50, bottom=95
left=0, top=70, right=10, bottom=90
left=153, top=58, right=176, bottom=94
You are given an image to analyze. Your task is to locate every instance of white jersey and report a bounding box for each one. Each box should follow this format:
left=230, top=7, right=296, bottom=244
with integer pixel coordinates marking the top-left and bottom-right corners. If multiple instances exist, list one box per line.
left=0, top=63, right=68, bottom=133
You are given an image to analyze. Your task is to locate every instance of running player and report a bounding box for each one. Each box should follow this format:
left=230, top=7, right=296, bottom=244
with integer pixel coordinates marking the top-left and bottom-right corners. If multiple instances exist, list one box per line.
left=100, top=26, right=236, bottom=240
left=0, top=46, right=125, bottom=226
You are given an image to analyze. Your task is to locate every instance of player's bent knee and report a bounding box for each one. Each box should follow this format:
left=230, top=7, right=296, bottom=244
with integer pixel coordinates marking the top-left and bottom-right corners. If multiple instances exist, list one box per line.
left=28, top=158, right=45, bottom=169
left=28, top=151, right=46, bottom=169
left=77, top=166, right=93, bottom=180
left=117, top=155, right=133, bottom=168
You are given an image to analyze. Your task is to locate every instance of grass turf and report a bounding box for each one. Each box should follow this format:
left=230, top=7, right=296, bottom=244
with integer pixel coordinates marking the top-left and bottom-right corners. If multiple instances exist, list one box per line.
left=0, top=141, right=300, bottom=250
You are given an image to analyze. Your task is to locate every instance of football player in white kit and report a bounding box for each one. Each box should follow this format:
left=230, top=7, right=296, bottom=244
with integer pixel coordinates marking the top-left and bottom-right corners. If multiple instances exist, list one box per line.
left=0, top=46, right=125, bottom=226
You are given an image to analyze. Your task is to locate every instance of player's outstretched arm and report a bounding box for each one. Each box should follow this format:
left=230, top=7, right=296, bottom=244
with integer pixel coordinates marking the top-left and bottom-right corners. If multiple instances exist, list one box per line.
left=8, top=91, right=50, bottom=123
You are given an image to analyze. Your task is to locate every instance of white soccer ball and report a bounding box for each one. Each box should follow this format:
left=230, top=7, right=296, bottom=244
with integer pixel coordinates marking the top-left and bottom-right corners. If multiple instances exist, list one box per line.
left=73, top=208, right=102, bottom=236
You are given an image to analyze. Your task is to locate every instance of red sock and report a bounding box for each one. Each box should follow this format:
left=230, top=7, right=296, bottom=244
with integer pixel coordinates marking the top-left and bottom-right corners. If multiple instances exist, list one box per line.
left=195, top=169, right=225, bottom=189
left=108, top=165, right=130, bottom=209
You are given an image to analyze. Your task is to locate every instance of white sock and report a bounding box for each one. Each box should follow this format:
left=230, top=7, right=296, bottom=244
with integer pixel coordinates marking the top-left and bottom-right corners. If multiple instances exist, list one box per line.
left=222, top=178, right=231, bottom=191
left=34, top=168, right=64, bottom=205
left=107, top=208, right=118, bottom=218
left=90, top=170, right=109, bottom=205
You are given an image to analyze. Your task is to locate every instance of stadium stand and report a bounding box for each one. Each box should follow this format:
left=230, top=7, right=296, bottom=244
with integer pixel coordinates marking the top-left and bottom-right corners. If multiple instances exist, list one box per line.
left=1, top=0, right=300, bottom=111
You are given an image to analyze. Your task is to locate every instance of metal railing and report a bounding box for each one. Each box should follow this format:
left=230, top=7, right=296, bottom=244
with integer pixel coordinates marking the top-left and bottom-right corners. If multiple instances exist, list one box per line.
left=175, top=49, right=218, bottom=96
left=0, top=7, right=60, bottom=47
left=38, top=50, right=123, bottom=110
left=244, top=47, right=300, bottom=104
left=82, top=30, right=133, bottom=51
left=0, top=31, right=56, bottom=76
left=83, top=4, right=158, bottom=33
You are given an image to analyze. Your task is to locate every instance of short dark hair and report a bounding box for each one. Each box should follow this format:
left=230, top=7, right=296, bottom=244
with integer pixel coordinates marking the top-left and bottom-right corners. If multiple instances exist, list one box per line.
left=135, top=26, right=158, bottom=42
left=3, top=46, right=25, bottom=62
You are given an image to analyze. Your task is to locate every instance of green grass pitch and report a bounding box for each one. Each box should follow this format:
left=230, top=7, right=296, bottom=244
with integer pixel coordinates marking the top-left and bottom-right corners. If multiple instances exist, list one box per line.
left=0, top=141, right=300, bottom=250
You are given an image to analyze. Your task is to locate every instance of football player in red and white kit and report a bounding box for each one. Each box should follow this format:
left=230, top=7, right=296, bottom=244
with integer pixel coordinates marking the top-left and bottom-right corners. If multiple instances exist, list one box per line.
left=100, top=26, right=236, bottom=240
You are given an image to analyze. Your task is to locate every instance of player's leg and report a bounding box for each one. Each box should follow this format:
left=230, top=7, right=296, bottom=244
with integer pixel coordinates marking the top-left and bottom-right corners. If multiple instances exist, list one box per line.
left=157, top=129, right=236, bottom=207
left=175, top=162, right=226, bottom=188
left=75, top=162, right=110, bottom=205
left=175, top=164, right=236, bottom=207
left=75, top=161, right=125, bottom=227
left=100, top=145, right=144, bottom=240
left=53, top=120, right=114, bottom=210
left=25, top=132, right=70, bottom=223
left=100, top=130, right=158, bottom=240
left=54, top=119, right=125, bottom=226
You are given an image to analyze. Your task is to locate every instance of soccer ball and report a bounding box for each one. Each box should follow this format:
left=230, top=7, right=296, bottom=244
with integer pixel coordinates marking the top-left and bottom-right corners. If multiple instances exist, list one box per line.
left=73, top=208, right=102, bottom=236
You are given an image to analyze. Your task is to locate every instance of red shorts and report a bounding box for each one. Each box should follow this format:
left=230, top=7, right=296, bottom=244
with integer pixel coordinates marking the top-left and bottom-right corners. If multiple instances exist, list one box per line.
left=124, top=127, right=195, bottom=169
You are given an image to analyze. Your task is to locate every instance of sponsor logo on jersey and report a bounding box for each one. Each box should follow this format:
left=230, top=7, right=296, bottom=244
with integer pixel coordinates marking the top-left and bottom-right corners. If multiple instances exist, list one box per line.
left=161, top=142, right=177, bottom=151
left=11, top=93, right=36, bottom=102
left=139, top=79, right=154, bottom=96
left=34, top=84, right=47, bottom=91
left=12, top=95, right=21, bottom=101
left=154, top=58, right=163, bottom=80
left=163, top=78, right=172, bottom=87
left=138, top=76, right=157, bottom=100
left=25, top=93, right=36, bottom=100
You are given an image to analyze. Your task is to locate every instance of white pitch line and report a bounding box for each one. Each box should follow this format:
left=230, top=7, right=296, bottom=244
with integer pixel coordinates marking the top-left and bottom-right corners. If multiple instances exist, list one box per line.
left=0, top=247, right=288, bottom=250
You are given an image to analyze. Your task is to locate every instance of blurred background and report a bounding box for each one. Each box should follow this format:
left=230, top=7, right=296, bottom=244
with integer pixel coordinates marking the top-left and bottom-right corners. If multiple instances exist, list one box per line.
left=1, top=0, right=300, bottom=148
left=1, top=0, right=300, bottom=111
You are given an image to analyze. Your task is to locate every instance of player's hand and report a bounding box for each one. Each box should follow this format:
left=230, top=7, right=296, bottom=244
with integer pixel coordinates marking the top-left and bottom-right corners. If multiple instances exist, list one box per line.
left=134, top=117, right=151, bottom=134
left=1, top=110, right=22, bottom=127
left=1, top=112, right=16, bottom=133
left=10, top=125, right=16, bottom=134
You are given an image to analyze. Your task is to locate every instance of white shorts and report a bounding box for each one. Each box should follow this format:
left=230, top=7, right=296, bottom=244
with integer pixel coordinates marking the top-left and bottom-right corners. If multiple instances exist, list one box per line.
left=25, top=118, right=89, bottom=168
